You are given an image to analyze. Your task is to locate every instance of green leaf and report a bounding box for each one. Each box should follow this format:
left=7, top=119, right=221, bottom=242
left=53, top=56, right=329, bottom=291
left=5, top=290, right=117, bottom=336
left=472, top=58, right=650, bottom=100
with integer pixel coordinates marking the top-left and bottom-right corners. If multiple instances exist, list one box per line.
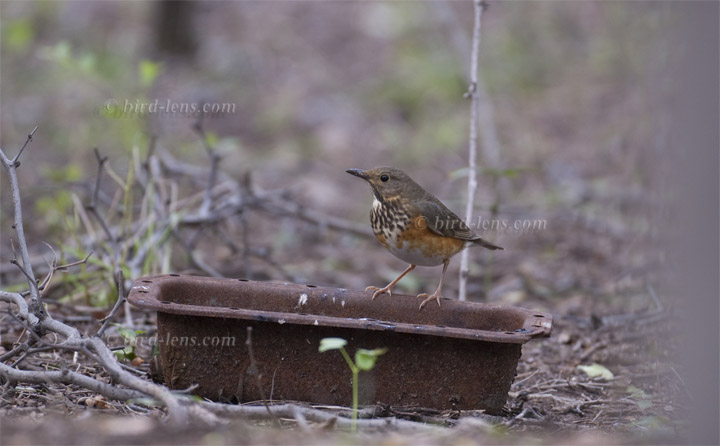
left=139, top=60, right=162, bottom=88
left=635, top=415, right=669, bottom=429
left=44, top=165, right=83, bottom=182
left=626, top=385, right=649, bottom=400
left=627, top=385, right=653, bottom=410
left=45, top=41, right=72, bottom=63
left=482, top=167, right=523, bottom=178
left=577, top=363, right=614, bottom=380
left=123, top=346, right=136, bottom=361
left=449, top=166, right=530, bottom=181
left=4, top=20, right=34, bottom=51
left=637, top=399, right=653, bottom=410
left=204, top=131, right=219, bottom=149
left=355, top=348, right=388, bottom=371
left=114, top=324, right=145, bottom=341
left=114, top=324, right=136, bottom=340
left=77, top=52, right=97, bottom=73
left=319, top=337, right=347, bottom=352
left=448, top=167, right=470, bottom=180
left=128, top=397, right=161, bottom=408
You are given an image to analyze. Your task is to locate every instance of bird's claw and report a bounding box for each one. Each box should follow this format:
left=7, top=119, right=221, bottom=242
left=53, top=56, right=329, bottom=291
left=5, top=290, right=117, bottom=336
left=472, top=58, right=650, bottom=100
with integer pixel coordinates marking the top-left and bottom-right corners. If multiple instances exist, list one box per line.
left=417, top=292, right=442, bottom=310
left=365, top=285, right=392, bottom=300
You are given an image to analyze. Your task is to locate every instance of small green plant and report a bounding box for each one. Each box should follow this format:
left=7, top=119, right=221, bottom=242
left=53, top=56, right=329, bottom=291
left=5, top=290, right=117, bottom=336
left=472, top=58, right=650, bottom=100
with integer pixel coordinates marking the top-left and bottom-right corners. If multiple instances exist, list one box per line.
left=319, top=337, right=387, bottom=432
left=112, top=324, right=145, bottom=362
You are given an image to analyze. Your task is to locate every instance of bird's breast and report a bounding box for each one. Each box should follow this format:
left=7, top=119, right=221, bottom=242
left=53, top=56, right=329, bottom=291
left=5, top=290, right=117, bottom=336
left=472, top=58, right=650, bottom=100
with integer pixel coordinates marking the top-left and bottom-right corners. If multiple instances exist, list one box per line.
left=370, top=202, right=465, bottom=266
left=370, top=199, right=409, bottom=246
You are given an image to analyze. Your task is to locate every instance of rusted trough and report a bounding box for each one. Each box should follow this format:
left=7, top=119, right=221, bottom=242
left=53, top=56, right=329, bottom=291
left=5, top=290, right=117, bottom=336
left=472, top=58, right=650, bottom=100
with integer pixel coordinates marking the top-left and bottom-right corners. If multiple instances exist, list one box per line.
left=128, top=274, right=552, bottom=414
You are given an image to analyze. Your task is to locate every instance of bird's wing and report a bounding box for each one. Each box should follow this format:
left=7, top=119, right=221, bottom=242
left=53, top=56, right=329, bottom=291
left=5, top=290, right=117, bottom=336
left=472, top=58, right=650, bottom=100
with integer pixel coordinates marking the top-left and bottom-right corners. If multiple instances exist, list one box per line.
left=416, top=200, right=504, bottom=250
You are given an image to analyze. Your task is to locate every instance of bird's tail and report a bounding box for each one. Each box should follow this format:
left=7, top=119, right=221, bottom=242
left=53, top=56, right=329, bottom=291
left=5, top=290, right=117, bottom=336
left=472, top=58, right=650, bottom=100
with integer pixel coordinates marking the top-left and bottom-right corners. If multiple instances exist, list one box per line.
left=471, top=237, right=504, bottom=251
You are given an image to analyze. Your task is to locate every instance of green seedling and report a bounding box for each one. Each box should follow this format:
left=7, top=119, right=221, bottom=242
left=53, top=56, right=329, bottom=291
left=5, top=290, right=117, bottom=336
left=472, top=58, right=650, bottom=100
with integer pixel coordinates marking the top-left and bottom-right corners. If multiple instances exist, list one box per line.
left=113, top=324, right=145, bottom=362
left=319, top=337, right=387, bottom=432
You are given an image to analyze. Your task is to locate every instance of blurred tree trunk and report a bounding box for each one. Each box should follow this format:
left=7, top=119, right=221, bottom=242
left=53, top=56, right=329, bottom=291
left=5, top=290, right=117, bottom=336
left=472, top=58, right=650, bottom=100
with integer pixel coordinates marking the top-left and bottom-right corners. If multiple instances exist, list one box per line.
left=153, top=1, right=198, bottom=62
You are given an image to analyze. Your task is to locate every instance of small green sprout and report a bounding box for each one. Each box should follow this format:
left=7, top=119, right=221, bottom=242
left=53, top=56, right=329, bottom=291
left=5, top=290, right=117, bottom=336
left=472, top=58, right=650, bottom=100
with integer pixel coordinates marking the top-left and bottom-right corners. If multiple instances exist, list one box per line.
left=319, top=337, right=387, bottom=432
left=113, top=324, right=145, bottom=361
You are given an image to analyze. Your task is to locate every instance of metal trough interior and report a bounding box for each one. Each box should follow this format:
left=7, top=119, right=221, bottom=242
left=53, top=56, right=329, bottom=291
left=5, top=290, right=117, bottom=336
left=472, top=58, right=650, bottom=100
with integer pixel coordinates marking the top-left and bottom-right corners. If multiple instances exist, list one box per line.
left=128, top=274, right=552, bottom=414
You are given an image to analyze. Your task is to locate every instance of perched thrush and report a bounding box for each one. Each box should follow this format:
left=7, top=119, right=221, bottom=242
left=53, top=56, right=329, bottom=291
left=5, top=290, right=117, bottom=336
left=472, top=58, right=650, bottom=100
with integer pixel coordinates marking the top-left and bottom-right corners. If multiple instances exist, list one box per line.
left=347, top=166, right=503, bottom=309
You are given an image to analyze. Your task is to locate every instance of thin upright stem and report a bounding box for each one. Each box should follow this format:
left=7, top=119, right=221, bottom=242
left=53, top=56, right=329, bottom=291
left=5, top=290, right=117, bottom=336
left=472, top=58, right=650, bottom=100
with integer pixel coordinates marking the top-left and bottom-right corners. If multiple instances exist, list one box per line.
left=0, top=128, right=41, bottom=309
left=352, top=369, right=359, bottom=432
left=339, top=347, right=359, bottom=432
left=459, top=0, right=486, bottom=301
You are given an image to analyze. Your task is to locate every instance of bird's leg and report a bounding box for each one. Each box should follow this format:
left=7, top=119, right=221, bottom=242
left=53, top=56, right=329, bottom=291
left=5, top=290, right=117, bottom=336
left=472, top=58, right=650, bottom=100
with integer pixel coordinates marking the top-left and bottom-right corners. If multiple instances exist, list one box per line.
left=366, top=264, right=416, bottom=300
left=417, top=259, right=450, bottom=309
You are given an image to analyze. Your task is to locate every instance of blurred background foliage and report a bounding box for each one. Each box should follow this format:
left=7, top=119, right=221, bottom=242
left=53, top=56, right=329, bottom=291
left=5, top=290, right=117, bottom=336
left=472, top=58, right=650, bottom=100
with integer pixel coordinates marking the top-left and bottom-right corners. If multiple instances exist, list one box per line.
left=0, top=1, right=674, bottom=313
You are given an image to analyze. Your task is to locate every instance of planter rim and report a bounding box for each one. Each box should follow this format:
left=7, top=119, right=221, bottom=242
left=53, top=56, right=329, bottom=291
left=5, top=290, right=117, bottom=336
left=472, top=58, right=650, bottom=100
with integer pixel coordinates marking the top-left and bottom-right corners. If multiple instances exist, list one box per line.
left=128, top=274, right=552, bottom=344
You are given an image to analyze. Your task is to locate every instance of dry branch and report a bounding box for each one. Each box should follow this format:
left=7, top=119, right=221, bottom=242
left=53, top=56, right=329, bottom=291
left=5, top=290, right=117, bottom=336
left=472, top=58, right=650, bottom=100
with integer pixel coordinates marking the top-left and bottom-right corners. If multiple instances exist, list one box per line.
left=458, top=0, right=487, bottom=301
left=0, top=129, right=189, bottom=425
left=198, top=402, right=442, bottom=432
left=192, top=114, right=222, bottom=217
left=0, top=127, right=41, bottom=311
left=0, top=128, right=441, bottom=432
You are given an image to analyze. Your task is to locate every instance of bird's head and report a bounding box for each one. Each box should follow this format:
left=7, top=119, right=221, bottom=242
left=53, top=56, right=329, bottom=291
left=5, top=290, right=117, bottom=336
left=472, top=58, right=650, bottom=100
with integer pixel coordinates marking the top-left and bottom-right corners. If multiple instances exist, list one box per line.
left=346, top=166, right=422, bottom=203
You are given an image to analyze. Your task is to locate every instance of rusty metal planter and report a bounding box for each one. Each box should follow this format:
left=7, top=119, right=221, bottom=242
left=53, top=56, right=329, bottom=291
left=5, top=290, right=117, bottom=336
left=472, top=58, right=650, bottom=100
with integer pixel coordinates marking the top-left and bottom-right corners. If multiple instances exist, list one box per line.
left=128, top=274, right=552, bottom=414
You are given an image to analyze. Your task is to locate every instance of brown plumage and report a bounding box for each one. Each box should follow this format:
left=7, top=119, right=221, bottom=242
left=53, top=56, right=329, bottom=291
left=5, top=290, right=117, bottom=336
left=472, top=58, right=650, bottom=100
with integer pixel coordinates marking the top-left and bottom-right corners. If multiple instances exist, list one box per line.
left=347, top=166, right=502, bottom=309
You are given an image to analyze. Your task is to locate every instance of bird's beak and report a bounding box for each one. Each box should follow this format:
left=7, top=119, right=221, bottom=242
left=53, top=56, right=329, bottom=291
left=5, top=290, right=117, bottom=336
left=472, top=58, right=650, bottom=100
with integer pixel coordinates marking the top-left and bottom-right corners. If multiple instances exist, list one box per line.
left=346, top=168, right=369, bottom=180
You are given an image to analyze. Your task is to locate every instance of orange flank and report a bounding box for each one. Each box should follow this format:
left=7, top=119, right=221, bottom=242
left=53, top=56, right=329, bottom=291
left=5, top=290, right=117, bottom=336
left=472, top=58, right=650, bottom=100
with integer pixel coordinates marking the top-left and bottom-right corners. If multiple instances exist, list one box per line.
left=397, top=216, right=465, bottom=260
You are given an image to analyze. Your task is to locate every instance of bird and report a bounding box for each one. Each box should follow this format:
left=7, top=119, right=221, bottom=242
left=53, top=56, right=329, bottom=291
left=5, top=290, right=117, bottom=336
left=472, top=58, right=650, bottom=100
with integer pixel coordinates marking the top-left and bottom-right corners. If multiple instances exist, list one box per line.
left=346, top=166, right=503, bottom=309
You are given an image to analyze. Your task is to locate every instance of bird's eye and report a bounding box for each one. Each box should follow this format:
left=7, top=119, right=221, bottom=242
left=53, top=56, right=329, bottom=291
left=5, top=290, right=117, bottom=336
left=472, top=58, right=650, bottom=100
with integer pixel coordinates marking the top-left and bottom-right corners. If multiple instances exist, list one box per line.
left=380, top=174, right=389, bottom=182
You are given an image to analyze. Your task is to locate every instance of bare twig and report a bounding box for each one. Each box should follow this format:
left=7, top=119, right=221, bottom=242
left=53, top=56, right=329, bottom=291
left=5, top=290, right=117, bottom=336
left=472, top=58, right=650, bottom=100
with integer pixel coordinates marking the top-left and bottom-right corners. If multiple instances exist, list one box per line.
left=0, top=341, right=33, bottom=363
left=431, top=1, right=507, bottom=195
left=670, top=366, right=694, bottom=402
left=38, top=243, right=93, bottom=297
left=512, top=368, right=540, bottom=388
left=0, top=361, right=144, bottom=401
left=90, top=148, right=108, bottom=210
left=193, top=114, right=222, bottom=217
left=0, top=131, right=190, bottom=425
left=85, top=337, right=187, bottom=423
left=1, top=287, right=188, bottom=423
left=241, top=212, right=252, bottom=279
left=246, top=326, right=281, bottom=428
left=259, top=196, right=370, bottom=238
left=646, top=283, right=663, bottom=312
left=96, top=270, right=127, bottom=337
left=292, top=404, right=312, bottom=432
left=0, top=127, right=41, bottom=311
left=599, top=283, right=668, bottom=328
left=458, top=0, right=487, bottom=302
left=85, top=148, right=120, bottom=260
left=504, top=406, right=544, bottom=427
left=199, top=401, right=442, bottom=432
left=158, top=148, right=369, bottom=237
left=12, top=126, right=38, bottom=165
left=579, top=341, right=608, bottom=362
left=171, top=230, right=223, bottom=277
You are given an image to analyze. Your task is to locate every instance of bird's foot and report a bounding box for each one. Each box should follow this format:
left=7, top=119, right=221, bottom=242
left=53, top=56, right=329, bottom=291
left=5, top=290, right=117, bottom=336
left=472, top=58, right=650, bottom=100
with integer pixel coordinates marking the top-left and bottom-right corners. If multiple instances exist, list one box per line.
left=417, top=292, right=442, bottom=310
left=365, top=285, right=393, bottom=300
